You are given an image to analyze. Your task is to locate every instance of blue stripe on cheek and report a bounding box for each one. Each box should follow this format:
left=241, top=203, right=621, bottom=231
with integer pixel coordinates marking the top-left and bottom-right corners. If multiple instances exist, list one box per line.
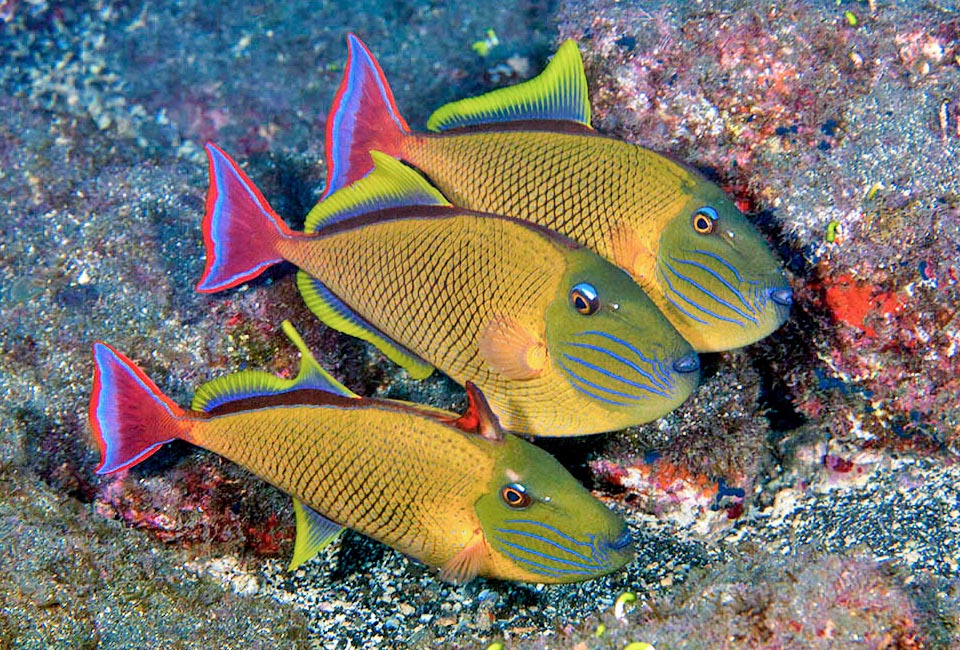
left=491, top=536, right=603, bottom=571
left=490, top=544, right=598, bottom=577
left=562, top=377, right=638, bottom=407
left=503, top=519, right=598, bottom=546
left=664, top=260, right=757, bottom=324
left=578, top=330, right=657, bottom=364
left=561, top=354, right=670, bottom=398
left=557, top=359, right=641, bottom=405
left=580, top=330, right=675, bottom=377
left=670, top=254, right=756, bottom=315
left=660, top=261, right=747, bottom=326
left=690, top=248, right=744, bottom=283
left=493, top=527, right=595, bottom=563
left=656, top=265, right=711, bottom=324
left=491, top=521, right=611, bottom=577
left=564, top=342, right=668, bottom=392
left=577, top=330, right=677, bottom=389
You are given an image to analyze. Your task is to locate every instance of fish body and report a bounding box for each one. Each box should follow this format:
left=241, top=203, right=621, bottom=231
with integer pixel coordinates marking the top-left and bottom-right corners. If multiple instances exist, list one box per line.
left=324, top=35, right=792, bottom=352
left=197, top=145, right=700, bottom=436
left=89, top=323, right=633, bottom=584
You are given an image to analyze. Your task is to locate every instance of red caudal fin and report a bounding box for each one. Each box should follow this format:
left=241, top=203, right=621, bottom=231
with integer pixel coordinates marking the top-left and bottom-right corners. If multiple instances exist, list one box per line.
left=89, top=342, right=193, bottom=474
left=323, top=33, right=409, bottom=198
left=195, top=142, right=293, bottom=293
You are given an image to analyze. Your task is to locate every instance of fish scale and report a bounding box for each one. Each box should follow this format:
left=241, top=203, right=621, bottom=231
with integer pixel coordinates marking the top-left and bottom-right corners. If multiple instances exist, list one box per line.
left=281, top=214, right=558, bottom=389
left=193, top=404, right=490, bottom=565
left=404, top=131, right=687, bottom=273
left=325, top=35, right=791, bottom=352
left=198, top=144, right=701, bottom=435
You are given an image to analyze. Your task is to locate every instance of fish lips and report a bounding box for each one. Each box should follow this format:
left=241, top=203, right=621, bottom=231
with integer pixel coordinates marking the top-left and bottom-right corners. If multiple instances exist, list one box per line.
left=769, top=286, right=793, bottom=308
left=606, top=526, right=635, bottom=553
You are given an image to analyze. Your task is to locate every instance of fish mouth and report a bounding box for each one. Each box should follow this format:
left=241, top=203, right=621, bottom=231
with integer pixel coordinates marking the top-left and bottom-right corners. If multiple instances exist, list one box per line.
left=557, top=330, right=692, bottom=408
left=605, top=527, right=634, bottom=552
left=769, top=286, right=793, bottom=308
left=657, top=249, right=789, bottom=332
left=491, top=519, right=629, bottom=582
left=672, top=351, right=700, bottom=374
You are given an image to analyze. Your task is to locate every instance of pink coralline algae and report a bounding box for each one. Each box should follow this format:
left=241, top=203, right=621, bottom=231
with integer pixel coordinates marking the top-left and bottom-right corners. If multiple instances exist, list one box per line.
left=573, top=553, right=927, bottom=649
left=559, top=0, right=960, bottom=455
left=804, top=251, right=960, bottom=450
left=94, top=461, right=293, bottom=557
left=562, top=3, right=879, bottom=174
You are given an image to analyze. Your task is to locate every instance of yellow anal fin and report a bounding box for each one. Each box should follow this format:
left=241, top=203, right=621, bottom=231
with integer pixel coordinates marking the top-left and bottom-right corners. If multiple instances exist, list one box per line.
left=479, top=315, right=547, bottom=381
left=426, top=40, right=592, bottom=132
left=288, top=499, right=344, bottom=571
left=297, top=270, right=435, bottom=380
left=438, top=535, right=488, bottom=584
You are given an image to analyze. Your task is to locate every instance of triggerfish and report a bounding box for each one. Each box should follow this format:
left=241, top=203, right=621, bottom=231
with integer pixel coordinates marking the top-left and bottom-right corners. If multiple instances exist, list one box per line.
left=324, top=35, right=793, bottom=352
left=196, top=144, right=700, bottom=436
left=89, top=321, right=634, bottom=584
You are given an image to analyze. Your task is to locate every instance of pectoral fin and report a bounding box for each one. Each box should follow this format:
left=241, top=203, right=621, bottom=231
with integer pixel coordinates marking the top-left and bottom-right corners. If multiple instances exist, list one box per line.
left=479, top=315, right=547, bottom=381
left=608, top=222, right=654, bottom=287
left=438, top=535, right=488, bottom=584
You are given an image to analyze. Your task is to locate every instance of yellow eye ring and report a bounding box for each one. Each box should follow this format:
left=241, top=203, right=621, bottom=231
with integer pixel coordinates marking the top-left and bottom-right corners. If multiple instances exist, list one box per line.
left=570, top=282, right=600, bottom=315
left=692, top=206, right=719, bottom=235
left=501, top=483, right=532, bottom=509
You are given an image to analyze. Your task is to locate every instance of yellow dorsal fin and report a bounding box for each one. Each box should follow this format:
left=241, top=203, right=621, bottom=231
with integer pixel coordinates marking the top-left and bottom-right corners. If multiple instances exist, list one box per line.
left=191, top=320, right=356, bottom=411
left=426, top=40, right=592, bottom=131
left=304, top=151, right=450, bottom=234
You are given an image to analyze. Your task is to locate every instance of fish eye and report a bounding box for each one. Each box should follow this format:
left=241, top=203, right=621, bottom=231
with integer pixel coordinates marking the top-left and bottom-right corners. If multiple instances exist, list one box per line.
left=500, top=483, right=532, bottom=509
left=570, top=282, right=600, bottom=315
left=692, top=206, right=719, bottom=235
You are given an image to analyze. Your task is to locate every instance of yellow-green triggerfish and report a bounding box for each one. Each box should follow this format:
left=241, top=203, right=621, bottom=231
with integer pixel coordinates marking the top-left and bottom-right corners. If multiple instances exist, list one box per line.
left=196, top=145, right=700, bottom=436
left=324, top=35, right=792, bottom=352
left=89, top=322, right=634, bottom=583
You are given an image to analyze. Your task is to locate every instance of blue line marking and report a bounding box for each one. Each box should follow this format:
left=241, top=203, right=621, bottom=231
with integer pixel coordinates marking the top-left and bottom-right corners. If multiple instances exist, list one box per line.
left=577, top=330, right=656, bottom=364
left=657, top=266, right=711, bottom=324
left=557, top=360, right=639, bottom=406
left=491, top=543, right=594, bottom=577
left=662, top=262, right=747, bottom=326
left=562, top=354, right=669, bottom=398
left=491, top=536, right=600, bottom=570
left=494, top=527, right=595, bottom=563
left=559, top=357, right=652, bottom=400
left=576, top=330, right=677, bottom=392
left=565, top=342, right=667, bottom=391
left=670, top=255, right=756, bottom=315
left=690, top=249, right=744, bottom=282
left=503, top=519, right=598, bottom=547
left=664, top=260, right=757, bottom=324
